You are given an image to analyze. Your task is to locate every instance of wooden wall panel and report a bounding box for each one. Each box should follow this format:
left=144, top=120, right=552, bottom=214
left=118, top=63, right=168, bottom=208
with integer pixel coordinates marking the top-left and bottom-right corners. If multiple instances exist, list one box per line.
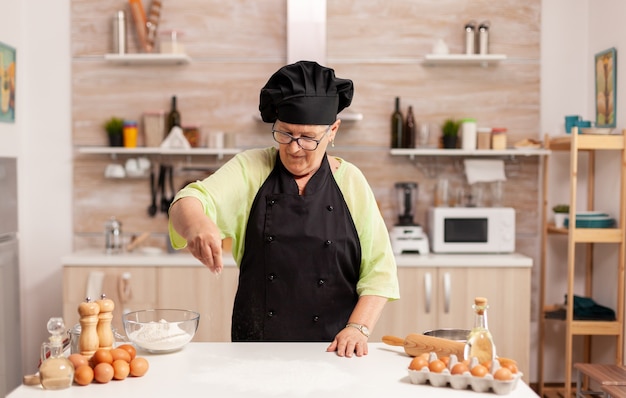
left=70, top=0, right=543, bottom=275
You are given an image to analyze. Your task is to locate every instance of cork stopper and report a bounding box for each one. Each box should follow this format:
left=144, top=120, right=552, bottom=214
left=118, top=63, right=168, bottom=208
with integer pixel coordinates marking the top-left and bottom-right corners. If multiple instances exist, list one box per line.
left=474, top=297, right=488, bottom=306
left=474, top=297, right=488, bottom=315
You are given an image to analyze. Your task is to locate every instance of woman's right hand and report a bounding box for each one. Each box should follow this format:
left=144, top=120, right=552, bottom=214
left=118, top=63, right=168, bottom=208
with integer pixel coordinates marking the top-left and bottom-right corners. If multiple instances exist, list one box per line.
left=170, top=197, right=224, bottom=274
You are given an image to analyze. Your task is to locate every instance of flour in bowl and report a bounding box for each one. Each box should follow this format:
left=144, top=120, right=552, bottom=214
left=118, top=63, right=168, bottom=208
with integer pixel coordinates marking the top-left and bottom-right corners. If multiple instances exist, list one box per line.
left=128, top=319, right=192, bottom=351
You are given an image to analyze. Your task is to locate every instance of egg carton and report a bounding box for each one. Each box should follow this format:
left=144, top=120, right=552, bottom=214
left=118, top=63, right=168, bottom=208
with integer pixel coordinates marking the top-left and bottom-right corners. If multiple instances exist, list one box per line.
left=407, top=354, right=523, bottom=395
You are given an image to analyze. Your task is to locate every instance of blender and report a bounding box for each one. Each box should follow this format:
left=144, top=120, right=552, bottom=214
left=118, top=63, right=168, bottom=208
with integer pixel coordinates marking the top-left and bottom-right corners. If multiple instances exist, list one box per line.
left=389, top=182, right=430, bottom=254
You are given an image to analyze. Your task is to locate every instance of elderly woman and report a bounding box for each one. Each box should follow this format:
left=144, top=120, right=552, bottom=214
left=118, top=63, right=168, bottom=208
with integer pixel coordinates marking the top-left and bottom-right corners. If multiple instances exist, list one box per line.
left=169, top=61, right=399, bottom=358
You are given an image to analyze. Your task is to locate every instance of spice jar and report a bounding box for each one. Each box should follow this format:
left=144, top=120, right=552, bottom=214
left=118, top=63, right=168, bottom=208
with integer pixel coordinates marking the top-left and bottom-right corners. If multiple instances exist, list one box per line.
left=123, top=120, right=138, bottom=148
left=491, top=127, right=507, bottom=150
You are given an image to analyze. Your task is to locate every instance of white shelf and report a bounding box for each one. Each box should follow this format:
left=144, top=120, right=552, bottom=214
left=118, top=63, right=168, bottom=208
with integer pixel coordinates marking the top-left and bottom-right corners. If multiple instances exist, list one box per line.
left=104, top=53, right=191, bottom=65
left=77, top=146, right=240, bottom=159
left=423, top=54, right=507, bottom=66
left=390, top=147, right=550, bottom=159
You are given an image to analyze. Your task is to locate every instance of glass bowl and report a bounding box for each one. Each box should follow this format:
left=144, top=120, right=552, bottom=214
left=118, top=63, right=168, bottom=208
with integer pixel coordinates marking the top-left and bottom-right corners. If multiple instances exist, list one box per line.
left=123, top=309, right=200, bottom=353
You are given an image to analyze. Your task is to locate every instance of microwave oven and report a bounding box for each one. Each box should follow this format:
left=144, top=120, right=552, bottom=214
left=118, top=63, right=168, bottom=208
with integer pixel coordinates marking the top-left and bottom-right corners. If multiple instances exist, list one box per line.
left=427, top=207, right=515, bottom=253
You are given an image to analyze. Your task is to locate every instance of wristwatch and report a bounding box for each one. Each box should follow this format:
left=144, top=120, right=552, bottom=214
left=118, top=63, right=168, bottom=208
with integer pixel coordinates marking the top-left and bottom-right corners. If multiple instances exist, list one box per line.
left=346, top=322, right=370, bottom=337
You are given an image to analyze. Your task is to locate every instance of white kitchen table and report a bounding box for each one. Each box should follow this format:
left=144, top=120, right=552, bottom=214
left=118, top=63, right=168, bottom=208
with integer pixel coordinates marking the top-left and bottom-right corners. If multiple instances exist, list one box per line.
left=7, top=343, right=538, bottom=397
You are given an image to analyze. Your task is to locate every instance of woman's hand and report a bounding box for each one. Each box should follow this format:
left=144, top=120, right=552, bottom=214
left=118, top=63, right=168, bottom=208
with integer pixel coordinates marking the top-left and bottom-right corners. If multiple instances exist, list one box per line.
left=169, top=197, right=224, bottom=274
left=326, top=326, right=369, bottom=358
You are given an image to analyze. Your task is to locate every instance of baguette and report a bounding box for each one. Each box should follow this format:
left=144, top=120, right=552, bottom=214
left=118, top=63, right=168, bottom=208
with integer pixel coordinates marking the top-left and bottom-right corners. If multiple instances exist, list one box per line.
left=128, top=0, right=149, bottom=52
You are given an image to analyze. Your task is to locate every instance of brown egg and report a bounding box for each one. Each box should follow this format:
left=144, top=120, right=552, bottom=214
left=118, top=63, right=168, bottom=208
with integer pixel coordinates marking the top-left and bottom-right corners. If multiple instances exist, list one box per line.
left=92, top=348, right=113, bottom=365
left=94, top=362, right=114, bottom=383
left=112, top=359, right=130, bottom=380
left=129, top=357, right=149, bottom=377
left=68, top=353, right=89, bottom=369
left=428, top=359, right=446, bottom=373
left=439, top=356, right=450, bottom=367
left=494, top=367, right=513, bottom=381
left=117, top=344, right=137, bottom=361
left=451, top=362, right=469, bottom=375
left=498, top=358, right=518, bottom=374
left=110, top=348, right=131, bottom=363
left=408, top=356, right=429, bottom=370
left=470, top=364, right=488, bottom=377
left=73, top=365, right=94, bottom=386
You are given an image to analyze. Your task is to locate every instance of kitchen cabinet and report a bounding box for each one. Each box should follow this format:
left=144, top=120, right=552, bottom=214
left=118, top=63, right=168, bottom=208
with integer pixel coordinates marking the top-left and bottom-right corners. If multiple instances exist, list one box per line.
left=156, top=267, right=239, bottom=342
left=371, top=265, right=531, bottom=381
left=63, top=266, right=158, bottom=334
left=62, top=263, right=239, bottom=342
left=537, top=131, right=626, bottom=397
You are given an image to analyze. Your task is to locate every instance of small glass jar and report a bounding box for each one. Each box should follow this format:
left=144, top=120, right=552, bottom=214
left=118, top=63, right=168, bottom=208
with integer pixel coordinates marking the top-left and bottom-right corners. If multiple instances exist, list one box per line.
left=123, top=120, right=138, bottom=148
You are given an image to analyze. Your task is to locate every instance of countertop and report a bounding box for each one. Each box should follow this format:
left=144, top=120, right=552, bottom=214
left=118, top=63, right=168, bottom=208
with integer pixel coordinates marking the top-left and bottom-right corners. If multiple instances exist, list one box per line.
left=7, top=343, right=538, bottom=398
left=62, top=251, right=533, bottom=268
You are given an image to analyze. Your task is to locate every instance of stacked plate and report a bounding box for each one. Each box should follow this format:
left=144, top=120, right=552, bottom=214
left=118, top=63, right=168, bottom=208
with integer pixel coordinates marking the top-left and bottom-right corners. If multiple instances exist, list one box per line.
left=564, top=211, right=616, bottom=228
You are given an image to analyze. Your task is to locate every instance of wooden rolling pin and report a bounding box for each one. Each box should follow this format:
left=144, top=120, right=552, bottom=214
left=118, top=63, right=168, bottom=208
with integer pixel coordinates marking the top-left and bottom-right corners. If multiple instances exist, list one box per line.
left=382, top=334, right=465, bottom=359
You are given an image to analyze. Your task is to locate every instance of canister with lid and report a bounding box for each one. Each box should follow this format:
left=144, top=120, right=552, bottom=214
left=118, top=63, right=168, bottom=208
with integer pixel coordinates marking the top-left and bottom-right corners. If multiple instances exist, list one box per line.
left=464, top=20, right=477, bottom=54
left=478, top=21, right=490, bottom=55
left=461, top=118, right=477, bottom=150
left=491, top=127, right=508, bottom=150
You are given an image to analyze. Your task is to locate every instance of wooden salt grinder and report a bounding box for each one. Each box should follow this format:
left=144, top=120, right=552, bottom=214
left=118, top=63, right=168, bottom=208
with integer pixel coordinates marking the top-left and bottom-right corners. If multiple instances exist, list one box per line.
left=78, top=297, right=100, bottom=358
left=96, top=293, right=115, bottom=350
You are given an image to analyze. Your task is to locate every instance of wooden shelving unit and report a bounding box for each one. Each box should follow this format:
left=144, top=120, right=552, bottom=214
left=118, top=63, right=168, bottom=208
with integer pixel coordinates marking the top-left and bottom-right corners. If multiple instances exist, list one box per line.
left=538, top=130, right=626, bottom=397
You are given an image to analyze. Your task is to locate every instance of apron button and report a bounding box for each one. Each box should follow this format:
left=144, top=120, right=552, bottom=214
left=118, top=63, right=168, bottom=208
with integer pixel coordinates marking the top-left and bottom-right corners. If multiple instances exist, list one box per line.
left=267, top=273, right=277, bottom=281
left=318, top=279, right=325, bottom=286
left=324, top=240, right=332, bottom=246
left=327, top=205, right=334, bottom=211
left=267, top=311, right=275, bottom=318
left=312, top=315, right=320, bottom=322
left=266, top=235, right=274, bottom=243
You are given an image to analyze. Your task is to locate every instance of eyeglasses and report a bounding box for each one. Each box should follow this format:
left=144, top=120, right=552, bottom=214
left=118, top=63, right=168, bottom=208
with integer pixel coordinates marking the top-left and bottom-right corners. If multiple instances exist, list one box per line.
left=272, top=123, right=331, bottom=151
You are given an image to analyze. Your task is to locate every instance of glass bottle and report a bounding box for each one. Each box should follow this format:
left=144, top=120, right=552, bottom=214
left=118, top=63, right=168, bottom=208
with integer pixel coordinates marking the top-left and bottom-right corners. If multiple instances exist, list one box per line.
left=166, top=95, right=181, bottom=138
left=39, top=317, right=74, bottom=390
left=390, top=97, right=404, bottom=148
left=403, top=106, right=416, bottom=148
left=464, top=297, right=496, bottom=364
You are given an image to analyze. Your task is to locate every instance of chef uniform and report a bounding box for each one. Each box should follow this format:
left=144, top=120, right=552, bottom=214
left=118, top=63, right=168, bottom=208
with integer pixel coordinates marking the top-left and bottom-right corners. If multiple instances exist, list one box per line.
left=232, top=61, right=359, bottom=341
left=168, top=61, right=400, bottom=344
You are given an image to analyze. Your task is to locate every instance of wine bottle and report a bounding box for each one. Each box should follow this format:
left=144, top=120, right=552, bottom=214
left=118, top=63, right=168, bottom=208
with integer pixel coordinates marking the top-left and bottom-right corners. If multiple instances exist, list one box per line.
left=390, top=97, right=404, bottom=148
left=403, top=105, right=416, bottom=148
left=166, top=95, right=181, bottom=137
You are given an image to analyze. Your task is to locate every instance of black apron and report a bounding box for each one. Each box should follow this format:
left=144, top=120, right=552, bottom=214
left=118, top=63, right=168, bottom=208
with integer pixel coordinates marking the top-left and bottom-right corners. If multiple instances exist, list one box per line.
left=231, top=154, right=361, bottom=341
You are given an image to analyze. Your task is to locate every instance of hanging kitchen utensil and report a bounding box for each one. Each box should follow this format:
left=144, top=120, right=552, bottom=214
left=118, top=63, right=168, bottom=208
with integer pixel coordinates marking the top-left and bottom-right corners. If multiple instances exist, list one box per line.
left=166, top=164, right=176, bottom=209
left=160, top=164, right=169, bottom=214
left=147, top=168, right=158, bottom=217
left=382, top=333, right=465, bottom=358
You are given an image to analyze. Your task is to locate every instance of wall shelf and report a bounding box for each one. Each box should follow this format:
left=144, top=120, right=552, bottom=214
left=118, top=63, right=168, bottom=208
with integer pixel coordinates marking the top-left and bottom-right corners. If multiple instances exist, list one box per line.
left=423, top=54, right=507, bottom=67
left=76, top=146, right=239, bottom=160
left=104, top=53, right=191, bottom=65
left=390, top=147, right=550, bottom=160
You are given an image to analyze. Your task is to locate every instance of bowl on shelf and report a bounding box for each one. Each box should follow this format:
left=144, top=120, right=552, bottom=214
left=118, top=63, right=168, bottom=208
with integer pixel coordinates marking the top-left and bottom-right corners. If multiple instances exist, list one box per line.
left=580, top=127, right=615, bottom=135
left=123, top=309, right=200, bottom=353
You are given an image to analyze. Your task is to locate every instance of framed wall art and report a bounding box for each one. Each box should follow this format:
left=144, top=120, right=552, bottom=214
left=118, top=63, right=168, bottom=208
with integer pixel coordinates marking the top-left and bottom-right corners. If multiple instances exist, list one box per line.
left=0, top=41, right=16, bottom=124
left=595, top=47, right=617, bottom=128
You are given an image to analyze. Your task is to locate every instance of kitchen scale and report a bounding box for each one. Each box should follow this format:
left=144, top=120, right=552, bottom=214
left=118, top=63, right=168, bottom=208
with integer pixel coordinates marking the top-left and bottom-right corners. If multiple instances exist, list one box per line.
left=389, top=182, right=430, bottom=255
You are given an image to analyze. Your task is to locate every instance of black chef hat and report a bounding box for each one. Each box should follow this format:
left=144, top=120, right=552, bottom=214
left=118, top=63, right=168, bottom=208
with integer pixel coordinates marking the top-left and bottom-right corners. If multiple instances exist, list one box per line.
left=259, top=61, right=354, bottom=125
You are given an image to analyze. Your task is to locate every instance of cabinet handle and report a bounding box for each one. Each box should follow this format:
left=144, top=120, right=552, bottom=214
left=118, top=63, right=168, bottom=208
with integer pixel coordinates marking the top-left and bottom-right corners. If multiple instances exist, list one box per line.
left=424, top=272, right=432, bottom=314
left=443, top=272, right=451, bottom=314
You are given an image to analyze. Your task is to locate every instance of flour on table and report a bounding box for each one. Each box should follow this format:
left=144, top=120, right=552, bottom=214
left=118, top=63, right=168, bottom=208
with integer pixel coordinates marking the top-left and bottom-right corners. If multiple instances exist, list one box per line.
left=128, top=319, right=192, bottom=350
left=190, top=357, right=356, bottom=396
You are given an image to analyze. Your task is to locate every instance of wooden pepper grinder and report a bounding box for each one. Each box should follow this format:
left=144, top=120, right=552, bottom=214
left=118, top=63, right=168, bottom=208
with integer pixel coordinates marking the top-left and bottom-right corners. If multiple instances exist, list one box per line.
left=78, top=297, right=100, bottom=359
left=96, top=293, right=115, bottom=350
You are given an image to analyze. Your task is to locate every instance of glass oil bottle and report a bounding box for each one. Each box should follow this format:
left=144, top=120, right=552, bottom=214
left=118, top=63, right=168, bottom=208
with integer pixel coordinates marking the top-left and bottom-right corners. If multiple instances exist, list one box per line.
left=464, top=297, right=496, bottom=364
left=39, top=317, right=74, bottom=390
